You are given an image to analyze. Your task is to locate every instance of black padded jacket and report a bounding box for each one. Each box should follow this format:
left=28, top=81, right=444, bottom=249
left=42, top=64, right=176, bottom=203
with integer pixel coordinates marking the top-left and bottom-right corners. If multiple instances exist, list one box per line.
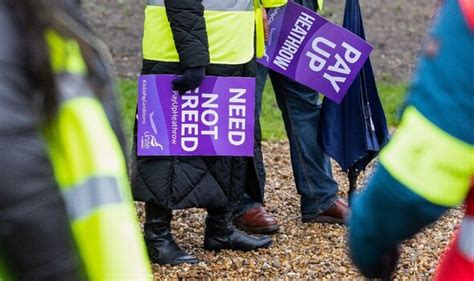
left=131, top=0, right=265, bottom=210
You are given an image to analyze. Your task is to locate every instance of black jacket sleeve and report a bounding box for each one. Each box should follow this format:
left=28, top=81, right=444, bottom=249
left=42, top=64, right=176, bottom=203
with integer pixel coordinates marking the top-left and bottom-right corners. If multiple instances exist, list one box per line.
left=164, top=0, right=210, bottom=67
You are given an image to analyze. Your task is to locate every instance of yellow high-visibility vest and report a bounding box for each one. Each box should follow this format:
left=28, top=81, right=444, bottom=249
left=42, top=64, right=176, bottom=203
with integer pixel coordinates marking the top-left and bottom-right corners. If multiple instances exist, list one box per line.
left=318, top=0, right=324, bottom=10
left=261, top=0, right=287, bottom=7
left=143, top=0, right=256, bottom=65
left=44, top=30, right=152, bottom=280
left=380, top=106, right=474, bottom=207
left=255, top=0, right=288, bottom=58
left=255, top=0, right=325, bottom=58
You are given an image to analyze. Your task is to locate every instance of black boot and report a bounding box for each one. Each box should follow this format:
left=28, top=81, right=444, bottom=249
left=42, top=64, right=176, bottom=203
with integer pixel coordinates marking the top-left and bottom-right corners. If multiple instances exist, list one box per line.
left=204, top=208, right=273, bottom=251
left=144, top=203, right=198, bottom=265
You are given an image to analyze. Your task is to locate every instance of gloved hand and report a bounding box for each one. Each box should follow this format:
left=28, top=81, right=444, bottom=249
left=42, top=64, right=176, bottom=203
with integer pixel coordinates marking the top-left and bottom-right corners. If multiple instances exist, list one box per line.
left=172, top=66, right=206, bottom=95
left=380, top=246, right=400, bottom=281
left=363, top=246, right=400, bottom=280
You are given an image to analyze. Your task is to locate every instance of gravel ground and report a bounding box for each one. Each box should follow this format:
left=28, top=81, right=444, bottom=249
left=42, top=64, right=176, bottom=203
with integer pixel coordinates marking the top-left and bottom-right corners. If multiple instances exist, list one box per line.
left=82, top=1, right=464, bottom=279
left=135, top=141, right=463, bottom=279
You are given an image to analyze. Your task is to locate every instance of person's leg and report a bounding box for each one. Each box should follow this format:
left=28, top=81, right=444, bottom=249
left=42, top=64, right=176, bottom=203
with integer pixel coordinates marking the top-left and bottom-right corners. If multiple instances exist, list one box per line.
left=204, top=207, right=273, bottom=251
left=144, top=203, right=198, bottom=265
left=233, top=64, right=279, bottom=234
left=235, top=63, right=268, bottom=215
left=268, top=71, right=342, bottom=221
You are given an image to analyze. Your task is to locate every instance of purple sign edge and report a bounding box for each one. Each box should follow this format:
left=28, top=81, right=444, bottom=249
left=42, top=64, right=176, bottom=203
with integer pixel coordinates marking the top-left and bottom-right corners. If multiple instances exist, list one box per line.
left=137, top=74, right=256, bottom=157
left=258, top=2, right=374, bottom=104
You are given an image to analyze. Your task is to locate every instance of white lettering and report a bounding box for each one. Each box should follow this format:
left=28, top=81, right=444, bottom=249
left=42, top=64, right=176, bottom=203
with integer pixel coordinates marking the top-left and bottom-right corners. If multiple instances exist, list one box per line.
left=273, top=12, right=315, bottom=71
left=342, top=42, right=362, bottom=64
left=181, top=110, right=198, bottom=122
left=299, top=12, right=316, bottom=24
left=323, top=73, right=346, bottom=93
left=181, top=95, right=199, bottom=109
left=181, top=123, right=198, bottom=136
left=229, top=105, right=246, bottom=117
left=229, top=88, right=246, bottom=103
left=181, top=137, right=198, bottom=152
left=312, top=37, right=336, bottom=58
left=201, top=109, right=218, bottom=126
left=327, top=54, right=351, bottom=75
left=228, top=131, right=246, bottom=146
left=229, top=118, right=246, bottom=130
left=306, top=51, right=327, bottom=72
left=202, top=126, right=219, bottom=140
left=202, top=93, right=218, bottom=108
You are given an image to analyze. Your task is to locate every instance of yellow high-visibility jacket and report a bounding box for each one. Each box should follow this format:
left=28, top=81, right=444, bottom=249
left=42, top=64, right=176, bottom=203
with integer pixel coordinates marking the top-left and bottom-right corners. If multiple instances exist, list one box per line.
left=43, top=30, right=152, bottom=280
left=142, top=0, right=288, bottom=64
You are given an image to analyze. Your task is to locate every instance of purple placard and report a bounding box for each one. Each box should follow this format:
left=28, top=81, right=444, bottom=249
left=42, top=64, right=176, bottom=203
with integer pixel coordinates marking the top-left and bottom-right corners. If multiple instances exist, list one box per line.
left=258, top=2, right=373, bottom=103
left=137, top=75, right=255, bottom=156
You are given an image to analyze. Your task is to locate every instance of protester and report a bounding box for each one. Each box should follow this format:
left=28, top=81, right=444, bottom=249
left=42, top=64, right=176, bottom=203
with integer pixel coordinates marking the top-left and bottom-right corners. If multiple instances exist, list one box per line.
left=348, top=0, right=474, bottom=279
left=131, top=0, right=288, bottom=266
left=234, top=0, right=349, bottom=235
left=0, top=0, right=151, bottom=280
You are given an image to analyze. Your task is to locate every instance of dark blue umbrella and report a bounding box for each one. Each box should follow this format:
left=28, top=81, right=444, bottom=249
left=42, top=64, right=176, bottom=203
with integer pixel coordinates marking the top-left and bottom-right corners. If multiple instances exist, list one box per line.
left=318, top=0, right=390, bottom=200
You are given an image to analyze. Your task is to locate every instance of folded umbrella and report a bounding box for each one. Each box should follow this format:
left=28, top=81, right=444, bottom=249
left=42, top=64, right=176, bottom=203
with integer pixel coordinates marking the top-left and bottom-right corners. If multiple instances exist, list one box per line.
left=318, top=0, right=390, bottom=200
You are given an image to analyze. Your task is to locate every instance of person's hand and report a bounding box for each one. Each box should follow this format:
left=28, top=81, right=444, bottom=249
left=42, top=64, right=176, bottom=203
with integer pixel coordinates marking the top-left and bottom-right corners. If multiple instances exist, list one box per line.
left=380, top=247, right=400, bottom=280
left=172, top=66, right=205, bottom=95
left=262, top=8, right=269, bottom=41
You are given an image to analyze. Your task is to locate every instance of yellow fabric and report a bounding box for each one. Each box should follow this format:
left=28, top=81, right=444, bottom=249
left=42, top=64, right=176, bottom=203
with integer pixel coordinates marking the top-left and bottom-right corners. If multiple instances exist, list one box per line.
left=72, top=203, right=151, bottom=280
left=45, top=97, right=151, bottom=280
left=261, top=0, right=288, bottom=8
left=255, top=0, right=288, bottom=58
left=318, top=0, right=324, bottom=10
left=380, top=106, right=474, bottom=207
left=46, top=98, right=126, bottom=188
left=45, top=30, right=87, bottom=75
left=45, top=31, right=152, bottom=280
left=142, top=7, right=178, bottom=62
left=143, top=6, right=255, bottom=64
left=254, top=0, right=264, bottom=58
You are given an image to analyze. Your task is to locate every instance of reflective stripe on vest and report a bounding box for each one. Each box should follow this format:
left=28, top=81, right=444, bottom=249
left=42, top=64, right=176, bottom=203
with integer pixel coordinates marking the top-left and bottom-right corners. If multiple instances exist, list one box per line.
left=460, top=0, right=474, bottom=31
left=148, top=0, right=253, bottom=11
left=459, top=186, right=474, bottom=260
left=45, top=30, right=151, bottom=280
left=380, top=106, right=474, bottom=207
left=459, top=217, right=474, bottom=260
left=62, top=176, right=122, bottom=220
left=143, top=0, right=255, bottom=64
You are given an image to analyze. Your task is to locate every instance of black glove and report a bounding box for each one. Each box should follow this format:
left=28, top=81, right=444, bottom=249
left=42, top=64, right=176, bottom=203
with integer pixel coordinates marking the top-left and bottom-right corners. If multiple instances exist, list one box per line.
left=172, top=66, right=206, bottom=95
left=380, top=247, right=400, bottom=281
left=360, top=246, right=399, bottom=280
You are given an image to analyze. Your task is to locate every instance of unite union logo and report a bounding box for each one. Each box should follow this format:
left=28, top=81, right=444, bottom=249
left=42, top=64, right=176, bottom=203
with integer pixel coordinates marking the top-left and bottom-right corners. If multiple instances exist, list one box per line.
left=141, top=112, right=164, bottom=150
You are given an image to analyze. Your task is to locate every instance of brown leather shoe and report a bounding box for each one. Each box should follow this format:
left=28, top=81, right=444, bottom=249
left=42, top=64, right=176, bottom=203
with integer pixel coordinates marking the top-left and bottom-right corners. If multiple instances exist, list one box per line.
left=234, top=207, right=280, bottom=234
left=302, top=198, right=349, bottom=224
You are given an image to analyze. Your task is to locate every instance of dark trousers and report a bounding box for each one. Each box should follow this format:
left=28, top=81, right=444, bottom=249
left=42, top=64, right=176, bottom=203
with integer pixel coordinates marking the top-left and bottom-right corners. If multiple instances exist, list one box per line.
left=235, top=65, right=338, bottom=218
